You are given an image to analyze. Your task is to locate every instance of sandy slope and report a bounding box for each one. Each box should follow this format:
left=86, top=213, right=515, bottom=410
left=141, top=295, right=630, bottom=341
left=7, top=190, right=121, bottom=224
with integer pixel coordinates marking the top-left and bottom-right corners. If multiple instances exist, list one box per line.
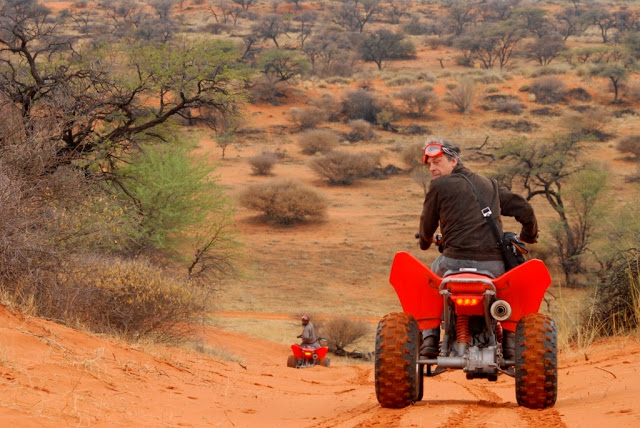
left=1, top=304, right=639, bottom=427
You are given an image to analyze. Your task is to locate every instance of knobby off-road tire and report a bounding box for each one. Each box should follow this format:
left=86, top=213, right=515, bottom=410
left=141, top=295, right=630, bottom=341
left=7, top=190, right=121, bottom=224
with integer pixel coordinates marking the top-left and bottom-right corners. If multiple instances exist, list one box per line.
left=515, top=313, right=558, bottom=409
left=375, top=312, right=421, bottom=408
left=318, top=357, right=330, bottom=367
left=287, top=355, right=297, bottom=368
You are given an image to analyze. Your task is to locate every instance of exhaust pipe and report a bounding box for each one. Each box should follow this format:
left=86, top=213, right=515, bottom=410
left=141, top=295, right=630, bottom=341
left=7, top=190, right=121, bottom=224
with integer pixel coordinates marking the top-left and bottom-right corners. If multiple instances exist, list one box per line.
left=490, top=300, right=512, bottom=321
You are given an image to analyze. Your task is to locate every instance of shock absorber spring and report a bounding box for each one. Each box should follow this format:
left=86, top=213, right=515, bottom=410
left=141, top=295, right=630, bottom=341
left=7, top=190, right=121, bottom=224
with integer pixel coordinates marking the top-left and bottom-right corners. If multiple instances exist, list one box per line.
left=496, top=321, right=504, bottom=344
left=456, top=315, right=470, bottom=343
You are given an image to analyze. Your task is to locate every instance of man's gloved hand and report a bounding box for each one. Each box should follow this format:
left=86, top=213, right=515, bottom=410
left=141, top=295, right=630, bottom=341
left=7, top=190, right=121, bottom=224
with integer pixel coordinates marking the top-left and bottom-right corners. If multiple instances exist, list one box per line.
left=419, top=237, right=430, bottom=250
left=519, top=233, right=538, bottom=244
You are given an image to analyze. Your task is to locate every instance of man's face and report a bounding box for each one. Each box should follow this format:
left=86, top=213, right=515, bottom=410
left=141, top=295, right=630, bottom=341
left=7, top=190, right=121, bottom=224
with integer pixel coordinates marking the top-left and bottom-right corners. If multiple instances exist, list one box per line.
left=427, top=155, right=458, bottom=178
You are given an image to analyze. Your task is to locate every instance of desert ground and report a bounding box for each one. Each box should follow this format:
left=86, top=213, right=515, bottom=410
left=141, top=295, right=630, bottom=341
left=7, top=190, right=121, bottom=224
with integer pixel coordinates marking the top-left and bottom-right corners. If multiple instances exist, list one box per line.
left=1, top=304, right=640, bottom=427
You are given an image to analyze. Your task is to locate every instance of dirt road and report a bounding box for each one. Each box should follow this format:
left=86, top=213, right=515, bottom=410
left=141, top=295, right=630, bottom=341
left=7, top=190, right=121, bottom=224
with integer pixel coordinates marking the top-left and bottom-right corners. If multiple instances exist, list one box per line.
left=1, top=305, right=639, bottom=427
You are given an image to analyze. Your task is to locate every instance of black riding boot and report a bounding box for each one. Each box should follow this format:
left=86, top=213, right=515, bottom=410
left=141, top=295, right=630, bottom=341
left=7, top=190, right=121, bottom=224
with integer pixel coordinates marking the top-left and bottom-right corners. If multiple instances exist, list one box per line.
left=503, top=330, right=516, bottom=359
left=420, top=327, right=440, bottom=357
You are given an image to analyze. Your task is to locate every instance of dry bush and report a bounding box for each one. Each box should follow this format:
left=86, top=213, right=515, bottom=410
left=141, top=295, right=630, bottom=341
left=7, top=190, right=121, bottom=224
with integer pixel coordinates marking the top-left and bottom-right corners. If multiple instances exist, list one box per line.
left=562, top=108, right=612, bottom=141
left=411, top=165, right=431, bottom=196
left=309, top=93, right=341, bottom=122
left=616, top=134, right=640, bottom=160
left=445, top=78, right=475, bottom=113
left=43, top=256, right=210, bottom=341
left=238, top=178, right=328, bottom=224
left=309, top=150, right=380, bottom=185
left=530, top=76, right=567, bottom=104
left=288, top=106, right=327, bottom=130
left=494, top=99, right=524, bottom=115
left=395, top=86, right=439, bottom=117
left=297, top=129, right=340, bottom=155
left=341, top=89, right=381, bottom=123
left=248, top=76, right=285, bottom=105
left=345, top=119, right=376, bottom=142
left=401, top=141, right=425, bottom=170
left=248, top=151, right=279, bottom=175
left=587, top=249, right=640, bottom=337
left=322, top=317, right=370, bottom=354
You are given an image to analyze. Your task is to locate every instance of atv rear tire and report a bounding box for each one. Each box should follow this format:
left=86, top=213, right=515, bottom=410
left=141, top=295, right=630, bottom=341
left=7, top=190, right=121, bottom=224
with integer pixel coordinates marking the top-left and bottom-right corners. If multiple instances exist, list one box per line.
left=515, top=313, right=558, bottom=409
left=375, top=312, right=421, bottom=408
left=287, top=355, right=297, bottom=368
left=319, top=357, right=330, bottom=367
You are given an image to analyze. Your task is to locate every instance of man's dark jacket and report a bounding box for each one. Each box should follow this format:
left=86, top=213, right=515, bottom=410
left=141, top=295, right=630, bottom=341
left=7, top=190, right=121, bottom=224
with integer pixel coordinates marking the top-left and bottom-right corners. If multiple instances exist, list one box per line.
left=419, top=165, right=538, bottom=261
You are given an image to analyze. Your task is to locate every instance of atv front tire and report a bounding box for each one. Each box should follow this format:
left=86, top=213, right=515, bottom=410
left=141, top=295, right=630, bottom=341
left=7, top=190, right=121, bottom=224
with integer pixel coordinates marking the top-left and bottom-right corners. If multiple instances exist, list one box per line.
left=515, top=313, right=558, bottom=409
left=375, top=312, right=421, bottom=408
left=287, top=355, right=297, bottom=368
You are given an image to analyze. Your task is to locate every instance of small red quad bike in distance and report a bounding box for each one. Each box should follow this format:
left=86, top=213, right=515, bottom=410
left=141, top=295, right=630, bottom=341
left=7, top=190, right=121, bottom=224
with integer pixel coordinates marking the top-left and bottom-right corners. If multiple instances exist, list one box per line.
left=287, top=344, right=330, bottom=368
left=375, top=251, right=557, bottom=409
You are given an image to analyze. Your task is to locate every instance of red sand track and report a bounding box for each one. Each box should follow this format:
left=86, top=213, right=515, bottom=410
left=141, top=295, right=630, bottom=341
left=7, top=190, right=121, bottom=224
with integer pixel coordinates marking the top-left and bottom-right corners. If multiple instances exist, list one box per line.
left=0, top=305, right=639, bottom=427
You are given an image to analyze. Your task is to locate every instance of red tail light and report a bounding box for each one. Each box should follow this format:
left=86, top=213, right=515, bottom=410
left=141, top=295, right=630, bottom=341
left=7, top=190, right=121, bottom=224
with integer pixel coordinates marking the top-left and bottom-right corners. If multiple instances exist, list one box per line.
left=454, top=296, right=482, bottom=306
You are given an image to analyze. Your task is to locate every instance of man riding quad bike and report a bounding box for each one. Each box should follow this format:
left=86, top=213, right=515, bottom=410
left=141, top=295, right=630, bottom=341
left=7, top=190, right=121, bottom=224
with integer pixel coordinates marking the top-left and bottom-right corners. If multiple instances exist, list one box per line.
left=374, top=138, right=557, bottom=409
left=287, top=315, right=330, bottom=368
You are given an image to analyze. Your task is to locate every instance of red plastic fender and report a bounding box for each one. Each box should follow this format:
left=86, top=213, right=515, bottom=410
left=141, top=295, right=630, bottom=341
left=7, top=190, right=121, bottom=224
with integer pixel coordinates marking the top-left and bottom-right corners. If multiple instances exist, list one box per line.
left=388, top=252, right=552, bottom=331
left=314, top=347, right=329, bottom=359
left=389, top=251, right=443, bottom=330
left=291, top=344, right=304, bottom=359
left=493, top=259, right=552, bottom=331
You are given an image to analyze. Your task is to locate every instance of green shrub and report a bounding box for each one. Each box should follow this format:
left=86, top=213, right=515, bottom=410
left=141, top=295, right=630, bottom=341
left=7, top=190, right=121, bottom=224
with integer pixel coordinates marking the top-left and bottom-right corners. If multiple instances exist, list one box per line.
left=238, top=179, right=327, bottom=224
left=309, top=150, right=380, bottom=185
left=116, top=141, right=235, bottom=255
left=298, top=129, right=340, bottom=155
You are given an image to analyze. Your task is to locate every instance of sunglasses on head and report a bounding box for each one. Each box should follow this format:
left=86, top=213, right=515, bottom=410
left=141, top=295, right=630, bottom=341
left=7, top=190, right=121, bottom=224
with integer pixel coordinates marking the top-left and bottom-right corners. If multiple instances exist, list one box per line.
left=423, top=142, right=457, bottom=163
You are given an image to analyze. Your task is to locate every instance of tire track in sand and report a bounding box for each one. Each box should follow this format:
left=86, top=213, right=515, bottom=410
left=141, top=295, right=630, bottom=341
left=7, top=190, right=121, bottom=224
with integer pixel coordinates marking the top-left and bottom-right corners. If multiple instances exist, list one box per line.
left=437, top=378, right=567, bottom=428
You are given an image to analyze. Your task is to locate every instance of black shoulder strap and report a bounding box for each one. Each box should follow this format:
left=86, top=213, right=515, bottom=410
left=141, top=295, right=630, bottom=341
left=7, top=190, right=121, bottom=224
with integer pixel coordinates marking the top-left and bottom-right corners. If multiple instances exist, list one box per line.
left=457, top=173, right=504, bottom=246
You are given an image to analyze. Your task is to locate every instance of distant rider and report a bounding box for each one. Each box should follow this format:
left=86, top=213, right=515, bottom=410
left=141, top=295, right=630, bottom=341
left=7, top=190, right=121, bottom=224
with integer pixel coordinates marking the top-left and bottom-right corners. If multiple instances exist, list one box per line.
left=297, top=315, right=320, bottom=348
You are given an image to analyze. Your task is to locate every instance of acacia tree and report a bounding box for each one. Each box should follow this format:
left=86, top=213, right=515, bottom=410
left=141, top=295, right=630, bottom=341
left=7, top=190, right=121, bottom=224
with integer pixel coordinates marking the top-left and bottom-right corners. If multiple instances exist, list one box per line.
left=0, top=0, right=248, bottom=285
left=359, top=29, right=415, bottom=70
left=333, top=0, right=382, bottom=33
left=494, top=135, right=608, bottom=287
left=0, top=1, right=248, bottom=173
left=455, top=21, right=525, bottom=70
left=525, top=33, right=566, bottom=66
left=258, top=48, right=310, bottom=82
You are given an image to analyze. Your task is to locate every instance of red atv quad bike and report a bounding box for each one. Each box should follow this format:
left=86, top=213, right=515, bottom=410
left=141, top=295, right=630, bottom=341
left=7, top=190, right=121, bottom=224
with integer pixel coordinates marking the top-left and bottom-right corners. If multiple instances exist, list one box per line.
left=287, top=344, right=330, bottom=368
left=375, top=251, right=557, bottom=409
